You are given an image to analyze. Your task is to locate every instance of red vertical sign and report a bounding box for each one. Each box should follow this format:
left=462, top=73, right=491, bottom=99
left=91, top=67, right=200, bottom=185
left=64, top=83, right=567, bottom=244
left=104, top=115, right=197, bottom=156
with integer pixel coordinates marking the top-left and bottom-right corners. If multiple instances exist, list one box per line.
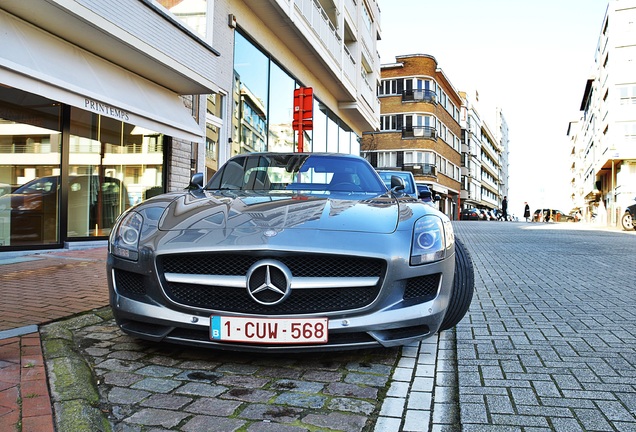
left=293, top=87, right=313, bottom=152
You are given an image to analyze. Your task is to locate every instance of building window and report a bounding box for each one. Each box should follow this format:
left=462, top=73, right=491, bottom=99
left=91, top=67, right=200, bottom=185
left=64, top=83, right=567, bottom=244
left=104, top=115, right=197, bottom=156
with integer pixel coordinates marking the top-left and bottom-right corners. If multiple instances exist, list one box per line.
left=0, top=85, right=166, bottom=248
left=622, top=122, right=636, bottom=140
left=362, top=1, right=372, bottom=32
left=234, top=31, right=356, bottom=154
left=268, top=62, right=295, bottom=152
left=619, top=85, right=636, bottom=105
left=205, top=93, right=223, bottom=177
left=68, top=107, right=163, bottom=237
left=379, top=79, right=403, bottom=96
left=377, top=151, right=397, bottom=167
left=0, top=90, right=61, bottom=246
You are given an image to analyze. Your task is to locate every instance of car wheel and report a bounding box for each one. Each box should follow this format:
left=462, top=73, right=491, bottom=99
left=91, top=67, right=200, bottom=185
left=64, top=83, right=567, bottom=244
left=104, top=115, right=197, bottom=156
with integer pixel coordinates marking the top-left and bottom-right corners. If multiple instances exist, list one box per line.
left=440, top=237, right=475, bottom=331
left=621, top=212, right=634, bottom=231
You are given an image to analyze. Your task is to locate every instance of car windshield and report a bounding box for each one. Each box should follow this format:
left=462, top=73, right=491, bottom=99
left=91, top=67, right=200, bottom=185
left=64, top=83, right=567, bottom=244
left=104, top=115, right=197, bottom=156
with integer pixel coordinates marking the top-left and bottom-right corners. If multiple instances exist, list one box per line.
left=14, top=177, right=58, bottom=195
left=206, top=154, right=387, bottom=194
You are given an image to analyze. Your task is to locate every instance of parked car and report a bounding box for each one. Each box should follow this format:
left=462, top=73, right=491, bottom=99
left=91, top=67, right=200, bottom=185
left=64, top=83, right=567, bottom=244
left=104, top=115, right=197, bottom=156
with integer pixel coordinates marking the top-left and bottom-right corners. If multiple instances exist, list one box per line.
left=108, top=153, right=475, bottom=352
left=621, top=198, right=636, bottom=231
left=0, top=183, right=11, bottom=198
left=0, top=175, right=131, bottom=243
left=417, top=183, right=441, bottom=204
left=460, top=207, right=480, bottom=221
left=479, top=209, right=491, bottom=220
left=376, top=170, right=418, bottom=199
left=533, top=209, right=574, bottom=223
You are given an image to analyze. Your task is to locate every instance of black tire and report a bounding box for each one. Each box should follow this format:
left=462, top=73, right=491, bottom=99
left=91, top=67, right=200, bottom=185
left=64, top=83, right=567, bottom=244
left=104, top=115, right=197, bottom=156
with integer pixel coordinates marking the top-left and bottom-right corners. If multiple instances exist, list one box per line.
left=621, top=212, right=634, bottom=231
left=439, top=237, right=475, bottom=331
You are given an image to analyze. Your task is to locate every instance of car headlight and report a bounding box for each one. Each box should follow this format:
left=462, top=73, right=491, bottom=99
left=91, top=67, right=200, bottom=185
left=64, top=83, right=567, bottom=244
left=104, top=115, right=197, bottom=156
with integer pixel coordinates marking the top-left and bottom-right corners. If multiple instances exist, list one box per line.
left=110, top=211, right=143, bottom=260
left=410, top=215, right=454, bottom=265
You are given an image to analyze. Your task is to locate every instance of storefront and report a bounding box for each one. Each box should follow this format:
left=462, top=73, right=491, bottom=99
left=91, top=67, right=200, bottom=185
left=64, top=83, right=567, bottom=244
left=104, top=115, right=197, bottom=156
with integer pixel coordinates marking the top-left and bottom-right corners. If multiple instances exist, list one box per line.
left=0, top=6, right=211, bottom=251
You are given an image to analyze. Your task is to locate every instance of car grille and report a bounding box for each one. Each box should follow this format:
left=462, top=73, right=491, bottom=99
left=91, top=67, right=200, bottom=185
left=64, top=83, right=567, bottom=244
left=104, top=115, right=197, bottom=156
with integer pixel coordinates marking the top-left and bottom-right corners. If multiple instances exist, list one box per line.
left=403, top=274, right=440, bottom=302
left=114, top=269, right=147, bottom=296
left=157, top=253, right=385, bottom=315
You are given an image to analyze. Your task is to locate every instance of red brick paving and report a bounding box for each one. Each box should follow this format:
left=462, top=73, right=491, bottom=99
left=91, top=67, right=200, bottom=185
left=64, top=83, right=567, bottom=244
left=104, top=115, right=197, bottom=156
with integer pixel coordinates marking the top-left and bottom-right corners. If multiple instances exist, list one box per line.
left=0, top=247, right=108, bottom=432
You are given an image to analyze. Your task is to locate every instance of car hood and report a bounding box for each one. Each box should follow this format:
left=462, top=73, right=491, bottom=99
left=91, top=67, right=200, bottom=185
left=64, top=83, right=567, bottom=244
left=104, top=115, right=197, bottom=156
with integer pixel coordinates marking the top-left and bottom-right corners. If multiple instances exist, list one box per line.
left=157, top=190, right=403, bottom=234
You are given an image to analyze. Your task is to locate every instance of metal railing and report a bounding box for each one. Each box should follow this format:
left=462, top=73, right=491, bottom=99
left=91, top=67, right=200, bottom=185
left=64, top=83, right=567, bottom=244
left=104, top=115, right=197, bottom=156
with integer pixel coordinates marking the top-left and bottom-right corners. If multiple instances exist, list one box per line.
left=0, top=143, right=58, bottom=153
left=294, top=0, right=341, bottom=65
left=404, top=163, right=436, bottom=177
left=343, top=44, right=357, bottom=86
left=401, top=126, right=437, bottom=140
left=402, top=89, right=437, bottom=103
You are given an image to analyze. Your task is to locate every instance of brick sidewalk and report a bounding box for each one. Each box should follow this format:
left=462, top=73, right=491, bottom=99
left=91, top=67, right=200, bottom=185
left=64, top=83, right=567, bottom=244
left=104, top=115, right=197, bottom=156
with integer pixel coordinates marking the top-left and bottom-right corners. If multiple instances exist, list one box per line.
left=0, top=247, right=108, bottom=432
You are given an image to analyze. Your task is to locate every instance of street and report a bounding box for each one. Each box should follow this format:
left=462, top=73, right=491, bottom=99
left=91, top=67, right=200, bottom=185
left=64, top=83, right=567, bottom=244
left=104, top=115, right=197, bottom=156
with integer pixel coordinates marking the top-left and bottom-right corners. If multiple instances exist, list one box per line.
left=453, top=221, right=636, bottom=431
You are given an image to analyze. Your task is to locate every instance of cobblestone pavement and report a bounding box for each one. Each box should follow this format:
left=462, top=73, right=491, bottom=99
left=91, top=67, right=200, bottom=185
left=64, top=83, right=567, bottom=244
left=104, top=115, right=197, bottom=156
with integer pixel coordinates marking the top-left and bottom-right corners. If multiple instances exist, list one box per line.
left=46, top=310, right=399, bottom=431
left=41, top=310, right=454, bottom=432
left=453, top=222, right=636, bottom=431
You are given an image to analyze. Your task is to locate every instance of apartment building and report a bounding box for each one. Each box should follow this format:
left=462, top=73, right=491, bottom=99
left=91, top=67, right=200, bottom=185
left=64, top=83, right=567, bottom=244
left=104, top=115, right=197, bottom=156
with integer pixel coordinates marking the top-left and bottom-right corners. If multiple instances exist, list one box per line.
left=497, top=108, right=510, bottom=201
left=458, top=92, right=507, bottom=216
left=361, top=54, right=462, bottom=219
left=0, top=0, right=382, bottom=251
left=568, top=0, right=636, bottom=226
left=220, top=0, right=381, bottom=163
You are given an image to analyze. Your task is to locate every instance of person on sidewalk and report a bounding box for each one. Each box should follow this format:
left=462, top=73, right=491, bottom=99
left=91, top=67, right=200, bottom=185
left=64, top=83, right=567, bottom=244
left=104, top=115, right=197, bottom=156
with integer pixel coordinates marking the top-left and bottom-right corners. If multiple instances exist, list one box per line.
left=524, top=202, right=530, bottom=222
left=501, top=196, right=508, bottom=221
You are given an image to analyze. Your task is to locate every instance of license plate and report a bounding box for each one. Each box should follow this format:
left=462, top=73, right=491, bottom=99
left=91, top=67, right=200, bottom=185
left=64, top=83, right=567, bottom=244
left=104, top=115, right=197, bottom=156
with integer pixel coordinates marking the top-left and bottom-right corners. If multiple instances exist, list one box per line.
left=210, top=316, right=328, bottom=344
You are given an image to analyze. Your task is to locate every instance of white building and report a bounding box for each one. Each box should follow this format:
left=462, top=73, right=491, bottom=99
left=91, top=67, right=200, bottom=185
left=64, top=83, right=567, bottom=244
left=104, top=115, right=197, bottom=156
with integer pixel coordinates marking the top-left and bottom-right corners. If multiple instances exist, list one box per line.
left=0, top=0, right=382, bottom=250
left=496, top=108, right=510, bottom=203
left=568, top=0, right=636, bottom=226
left=460, top=91, right=508, bottom=216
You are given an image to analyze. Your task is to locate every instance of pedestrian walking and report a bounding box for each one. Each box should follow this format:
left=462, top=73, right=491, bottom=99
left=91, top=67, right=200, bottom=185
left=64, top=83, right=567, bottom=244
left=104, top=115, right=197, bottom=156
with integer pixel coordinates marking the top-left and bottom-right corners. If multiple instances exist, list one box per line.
left=524, top=202, right=530, bottom=222
left=501, top=196, right=508, bottom=221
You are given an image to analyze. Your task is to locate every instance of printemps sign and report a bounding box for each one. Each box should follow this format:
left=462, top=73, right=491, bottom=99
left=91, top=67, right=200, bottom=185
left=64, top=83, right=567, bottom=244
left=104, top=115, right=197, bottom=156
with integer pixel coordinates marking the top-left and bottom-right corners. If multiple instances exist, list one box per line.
left=84, top=98, right=130, bottom=121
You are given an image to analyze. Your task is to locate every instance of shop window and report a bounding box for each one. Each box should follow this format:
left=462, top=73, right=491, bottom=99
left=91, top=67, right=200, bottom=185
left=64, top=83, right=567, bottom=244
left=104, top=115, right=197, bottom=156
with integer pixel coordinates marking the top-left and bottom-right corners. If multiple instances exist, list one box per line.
left=268, top=62, right=295, bottom=152
left=233, top=30, right=358, bottom=155
left=0, top=88, right=61, bottom=247
left=68, top=107, right=163, bottom=238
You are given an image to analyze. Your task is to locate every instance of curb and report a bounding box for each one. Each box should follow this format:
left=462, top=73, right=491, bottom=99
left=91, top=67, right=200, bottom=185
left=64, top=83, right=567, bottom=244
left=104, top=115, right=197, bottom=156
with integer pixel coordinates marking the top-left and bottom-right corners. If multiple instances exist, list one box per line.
left=41, top=311, right=113, bottom=432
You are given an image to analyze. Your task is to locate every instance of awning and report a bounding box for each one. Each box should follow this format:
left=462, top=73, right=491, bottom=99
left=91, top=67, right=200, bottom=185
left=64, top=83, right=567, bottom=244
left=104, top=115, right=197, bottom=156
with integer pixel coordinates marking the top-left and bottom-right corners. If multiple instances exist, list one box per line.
left=419, top=182, right=449, bottom=195
left=0, top=11, right=203, bottom=143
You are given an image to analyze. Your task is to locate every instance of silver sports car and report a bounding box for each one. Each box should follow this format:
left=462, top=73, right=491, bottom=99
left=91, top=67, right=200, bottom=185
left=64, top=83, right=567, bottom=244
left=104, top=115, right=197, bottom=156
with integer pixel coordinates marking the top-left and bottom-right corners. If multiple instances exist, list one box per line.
left=107, top=153, right=474, bottom=352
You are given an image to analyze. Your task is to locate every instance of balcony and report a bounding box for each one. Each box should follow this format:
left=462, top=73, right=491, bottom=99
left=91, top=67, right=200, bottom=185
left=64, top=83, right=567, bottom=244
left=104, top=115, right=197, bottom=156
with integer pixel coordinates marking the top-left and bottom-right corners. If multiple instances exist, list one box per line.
left=404, top=163, right=436, bottom=177
left=402, top=89, right=437, bottom=104
left=294, top=0, right=341, bottom=65
left=402, top=126, right=437, bottom=140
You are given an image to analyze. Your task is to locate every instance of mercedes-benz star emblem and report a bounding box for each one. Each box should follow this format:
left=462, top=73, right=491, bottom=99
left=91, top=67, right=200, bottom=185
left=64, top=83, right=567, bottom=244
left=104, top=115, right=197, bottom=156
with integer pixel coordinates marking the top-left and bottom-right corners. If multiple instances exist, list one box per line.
left=246, top=260, right=292, bottom=305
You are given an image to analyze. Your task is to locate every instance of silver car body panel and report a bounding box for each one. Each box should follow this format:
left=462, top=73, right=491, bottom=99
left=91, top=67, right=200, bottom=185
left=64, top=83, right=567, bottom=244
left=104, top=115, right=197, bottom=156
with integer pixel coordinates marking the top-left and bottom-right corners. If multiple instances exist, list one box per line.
left=107, top=153, right=456, bottom=352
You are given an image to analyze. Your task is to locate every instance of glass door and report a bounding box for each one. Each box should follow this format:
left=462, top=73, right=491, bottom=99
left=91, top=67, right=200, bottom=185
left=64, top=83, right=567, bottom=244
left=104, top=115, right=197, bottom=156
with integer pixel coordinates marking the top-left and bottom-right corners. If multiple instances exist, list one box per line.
left=0, top=89, right=62, bottom=247
left=68, top=107, right=163, bottom=238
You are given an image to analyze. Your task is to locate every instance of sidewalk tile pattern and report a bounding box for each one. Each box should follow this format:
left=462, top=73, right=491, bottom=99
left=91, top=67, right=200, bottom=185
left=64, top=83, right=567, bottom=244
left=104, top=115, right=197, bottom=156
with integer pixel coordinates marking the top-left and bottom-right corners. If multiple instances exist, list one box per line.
left=0, top=334, right=54, bottom=432
left=453, top=222, right=636, bottom=431
left=0, top=248, right=109, bottom=432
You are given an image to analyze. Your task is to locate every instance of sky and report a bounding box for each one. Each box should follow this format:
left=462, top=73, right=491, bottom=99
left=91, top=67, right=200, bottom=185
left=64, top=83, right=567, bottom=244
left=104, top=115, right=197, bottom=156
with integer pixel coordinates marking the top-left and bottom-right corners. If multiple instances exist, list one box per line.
left=376, top=0, right=609, bottom=216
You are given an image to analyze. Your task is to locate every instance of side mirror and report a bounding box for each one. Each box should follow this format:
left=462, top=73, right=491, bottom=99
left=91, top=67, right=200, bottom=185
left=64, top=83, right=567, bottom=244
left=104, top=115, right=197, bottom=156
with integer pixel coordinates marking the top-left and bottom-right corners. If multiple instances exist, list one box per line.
left=420, top=191, right=433, bottom=201
left=434, top=194, right=441, bottom=202
left=188, top=172, right=204, bottom=190
left=390, top=175, right=405, bottom=191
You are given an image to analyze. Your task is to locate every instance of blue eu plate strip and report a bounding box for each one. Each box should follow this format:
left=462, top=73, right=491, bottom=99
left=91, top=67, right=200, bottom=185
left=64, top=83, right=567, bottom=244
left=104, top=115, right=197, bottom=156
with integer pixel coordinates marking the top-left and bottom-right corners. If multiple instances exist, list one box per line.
left=210, top=316, right=222, bottom=340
